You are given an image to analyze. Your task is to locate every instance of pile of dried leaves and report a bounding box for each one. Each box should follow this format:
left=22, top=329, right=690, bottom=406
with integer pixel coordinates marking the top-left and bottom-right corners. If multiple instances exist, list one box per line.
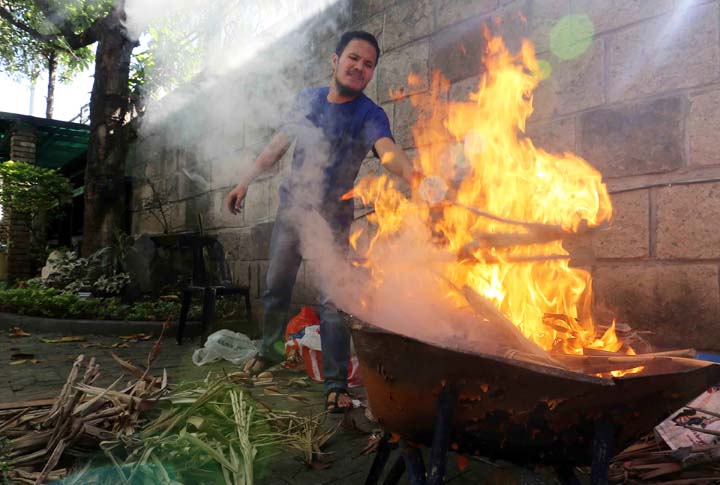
left=610, top=434, right=720, bottom=483
left=0, top=326, right=169, bottom=484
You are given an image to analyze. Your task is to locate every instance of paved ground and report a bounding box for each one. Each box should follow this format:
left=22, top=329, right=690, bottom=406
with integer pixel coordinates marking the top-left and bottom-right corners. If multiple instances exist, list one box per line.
left=1, top=321, right=569, bottom=484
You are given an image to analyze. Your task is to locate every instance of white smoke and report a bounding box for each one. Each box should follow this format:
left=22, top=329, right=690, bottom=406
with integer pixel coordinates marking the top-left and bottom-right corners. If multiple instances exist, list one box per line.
left=123, top=0, right=536, bottom=356
left=296, top=200, right=547, bottom=357
left=124, top=0, right=346, bottom=188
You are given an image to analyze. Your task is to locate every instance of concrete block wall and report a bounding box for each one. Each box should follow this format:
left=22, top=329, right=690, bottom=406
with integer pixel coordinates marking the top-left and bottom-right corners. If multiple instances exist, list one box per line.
left=129, top=0, right=720, bottom=349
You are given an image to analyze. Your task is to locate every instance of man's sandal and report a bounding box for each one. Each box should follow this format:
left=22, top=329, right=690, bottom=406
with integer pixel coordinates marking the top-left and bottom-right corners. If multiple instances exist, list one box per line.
left=326, top=390, right=353, bottom=414
left=243, top=355, right=274, bottom=376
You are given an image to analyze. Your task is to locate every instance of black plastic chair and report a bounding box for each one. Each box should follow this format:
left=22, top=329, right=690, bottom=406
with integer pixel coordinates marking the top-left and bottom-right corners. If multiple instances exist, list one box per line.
left=154, top=234, right=251, bottom=345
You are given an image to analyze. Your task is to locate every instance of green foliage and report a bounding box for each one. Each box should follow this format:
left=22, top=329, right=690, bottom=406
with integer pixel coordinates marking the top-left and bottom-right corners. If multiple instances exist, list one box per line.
left=0, top=160, right=72, bottom=268
left=0, top=160, right=72, bottom=215
left=129, top=16, right=205, bottom=103
left=99, top=379, right=278, bottom=484
left=0, top=2, right=44, bottom=80
left=93, top=272, right=131, bottom=296
left=1, top=0, right=207, bottom=117
left=107, top=230, right=136, bottom=274
left=0, top=285, right=247, bottom=321
left=42, top=244, right=132, bottom=296
left=0, top=286, right=180, bottom=320
left=0, top=0, right=101, bottom=84
left=42, top=250, right=91, bottom=290
left=124, top=298, right=179, bottom=321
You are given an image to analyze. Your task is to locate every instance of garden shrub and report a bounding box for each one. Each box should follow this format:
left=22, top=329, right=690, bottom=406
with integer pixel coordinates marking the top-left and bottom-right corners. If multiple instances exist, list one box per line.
left=0, top=286, right=248, bottom=322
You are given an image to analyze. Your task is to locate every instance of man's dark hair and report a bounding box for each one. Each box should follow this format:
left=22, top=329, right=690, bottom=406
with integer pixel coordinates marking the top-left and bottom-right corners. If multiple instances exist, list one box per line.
left=335, top=31, right=380, bottom=64
left=674, top=409, right=697, bottom=419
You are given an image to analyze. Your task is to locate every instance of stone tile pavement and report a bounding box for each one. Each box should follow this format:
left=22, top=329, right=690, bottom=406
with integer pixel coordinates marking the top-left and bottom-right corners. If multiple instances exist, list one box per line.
left=1, top=324, right=564, bottom=484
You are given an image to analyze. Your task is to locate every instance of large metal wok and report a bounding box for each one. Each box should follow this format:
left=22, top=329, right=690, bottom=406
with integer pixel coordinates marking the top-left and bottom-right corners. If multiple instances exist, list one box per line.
left=350, top=319, right=720, bottom=466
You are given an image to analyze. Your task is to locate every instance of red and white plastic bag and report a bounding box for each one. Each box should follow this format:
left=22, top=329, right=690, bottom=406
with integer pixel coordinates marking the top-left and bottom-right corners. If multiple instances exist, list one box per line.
left=284, top=307, right=362, bottom=387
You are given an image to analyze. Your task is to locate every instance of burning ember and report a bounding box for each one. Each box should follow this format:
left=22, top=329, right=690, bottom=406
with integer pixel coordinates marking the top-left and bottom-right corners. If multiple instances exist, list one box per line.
left=348, top=33, right=642, bottom=377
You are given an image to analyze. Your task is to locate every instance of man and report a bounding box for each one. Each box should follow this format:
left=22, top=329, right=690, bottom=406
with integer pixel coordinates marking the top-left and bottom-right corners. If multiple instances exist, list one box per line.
left=226, top=31, right=415, bottom=412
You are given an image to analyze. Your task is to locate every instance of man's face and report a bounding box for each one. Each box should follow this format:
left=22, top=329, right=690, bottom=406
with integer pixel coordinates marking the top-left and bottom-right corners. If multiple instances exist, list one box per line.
left=332, top=39, right=377, bottom=96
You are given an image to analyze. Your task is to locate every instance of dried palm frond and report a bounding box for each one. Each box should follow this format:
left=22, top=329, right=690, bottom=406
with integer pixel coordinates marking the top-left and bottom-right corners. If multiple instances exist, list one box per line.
left=0, top=320, right=172, bottom=484
left=610, top=433, right=720, bottom=483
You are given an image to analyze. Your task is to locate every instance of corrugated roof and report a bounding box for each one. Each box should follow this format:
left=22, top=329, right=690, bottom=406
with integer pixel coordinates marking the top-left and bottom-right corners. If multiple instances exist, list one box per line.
left=0, top=111, right=89, bottom=169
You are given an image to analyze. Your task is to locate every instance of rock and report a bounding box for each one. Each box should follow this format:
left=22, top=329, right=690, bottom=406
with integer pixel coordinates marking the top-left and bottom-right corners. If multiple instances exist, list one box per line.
left=40, top=250, right=65, bottom=280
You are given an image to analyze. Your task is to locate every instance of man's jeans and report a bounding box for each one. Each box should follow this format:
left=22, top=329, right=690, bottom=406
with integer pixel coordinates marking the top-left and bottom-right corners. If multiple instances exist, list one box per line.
left=259, top=212, right=351, bottom=394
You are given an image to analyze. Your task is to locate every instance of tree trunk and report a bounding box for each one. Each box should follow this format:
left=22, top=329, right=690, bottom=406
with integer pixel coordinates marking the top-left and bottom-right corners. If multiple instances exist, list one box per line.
left=45, top=50, right=56, bottom=119
left=81, top=2, right=135, bottom=256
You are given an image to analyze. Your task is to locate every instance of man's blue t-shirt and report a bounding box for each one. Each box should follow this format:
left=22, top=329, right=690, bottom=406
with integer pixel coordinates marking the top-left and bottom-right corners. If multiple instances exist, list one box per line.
left=279, top=87, right=393, bottom=230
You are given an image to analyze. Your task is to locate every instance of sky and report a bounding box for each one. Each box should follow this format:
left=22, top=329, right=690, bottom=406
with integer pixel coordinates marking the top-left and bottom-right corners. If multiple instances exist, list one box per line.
left=0, top=0, right=336, bottom=123
left=0, top=66, right=95, bottom=122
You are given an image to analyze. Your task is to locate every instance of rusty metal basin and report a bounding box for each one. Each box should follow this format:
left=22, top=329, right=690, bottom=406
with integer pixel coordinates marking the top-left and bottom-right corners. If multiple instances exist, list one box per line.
left=350, top=321, right=720, bottom=465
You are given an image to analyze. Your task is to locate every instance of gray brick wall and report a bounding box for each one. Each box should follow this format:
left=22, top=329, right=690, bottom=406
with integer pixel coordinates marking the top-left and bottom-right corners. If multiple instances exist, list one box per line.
left=129, top=0, right=720, bottom=349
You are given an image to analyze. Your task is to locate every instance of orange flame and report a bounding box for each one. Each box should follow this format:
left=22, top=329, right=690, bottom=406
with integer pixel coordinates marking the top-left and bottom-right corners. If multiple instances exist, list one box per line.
left=352, top=33, right=638, bottom=374
left=349, top=227, right=363, bottom=250
left=407, top=73, right=424, bottom=87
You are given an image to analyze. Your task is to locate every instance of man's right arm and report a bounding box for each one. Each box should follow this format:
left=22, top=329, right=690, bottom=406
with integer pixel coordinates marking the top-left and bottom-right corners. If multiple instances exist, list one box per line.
left=226, top=133, right=292, bottom=214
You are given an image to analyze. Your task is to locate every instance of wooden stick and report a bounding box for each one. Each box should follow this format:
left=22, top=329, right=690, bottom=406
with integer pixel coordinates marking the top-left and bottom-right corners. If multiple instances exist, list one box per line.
left=687, top=406, right=720, bottom=419
left=10, top=447, right=50, bottom=465
left=502, top=349, right=569, bottom=370
left=638, top=462, right=682, bottom=480
left=660, top=479, right=720, bottom=485
left=444, top=198, right=567, bottom=233
left=681, top=425, right=720, bottom=437
left=681, top=447, right=720, bottom=468
left=555, top=352, right=695, bottom=366
left=554, top=358, right=646, bottom=374
left=462, top=252, right=573, bottom=265
left=0, top=399, right=56, bottom=411
left=463, top=230, right=568, bottom=250
left=583, top=348, right=697, bottom=359
left=639, top=349, right=697, bottom=358
left=462, top=285, right=554, bottom=358
left=0, top=408, right=29, bottom=434
left=43, top=355, right=83, bottom=425
left=73, top=376, right=123, bottom=416
left=34, top=439, right=66, bottom=485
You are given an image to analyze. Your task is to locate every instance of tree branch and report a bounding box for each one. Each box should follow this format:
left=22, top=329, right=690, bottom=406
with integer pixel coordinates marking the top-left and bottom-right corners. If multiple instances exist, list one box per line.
left=34, top=0, right=103, bottom=49
left=0, top=5, right=60, bottom=45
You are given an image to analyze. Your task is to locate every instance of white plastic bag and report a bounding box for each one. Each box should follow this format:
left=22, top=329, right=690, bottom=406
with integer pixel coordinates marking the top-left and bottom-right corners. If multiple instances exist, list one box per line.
left=192, top=329, right=258, bottom=366
left=295, top=324, right=322, bottom=351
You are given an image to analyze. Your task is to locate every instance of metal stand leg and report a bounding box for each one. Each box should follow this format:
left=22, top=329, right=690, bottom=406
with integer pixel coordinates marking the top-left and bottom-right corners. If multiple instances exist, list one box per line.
left=201, top=287, right=216, bottom=345
left=555, top=465, right=581, bottom=485
left=400, top=440, right=427, bottom=485
left=383, top=456, right=406, bottom=485
left=428, top=387, right=455, bottom=485
left=243, top=290, right=252, bottom=322
left=590, top=415, right=614, bottom=485
left=366, top=433, right=394, bottom=485
left=364, top=386, right=455, bottom=485
left=177, top=289, right=192, bottom=345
